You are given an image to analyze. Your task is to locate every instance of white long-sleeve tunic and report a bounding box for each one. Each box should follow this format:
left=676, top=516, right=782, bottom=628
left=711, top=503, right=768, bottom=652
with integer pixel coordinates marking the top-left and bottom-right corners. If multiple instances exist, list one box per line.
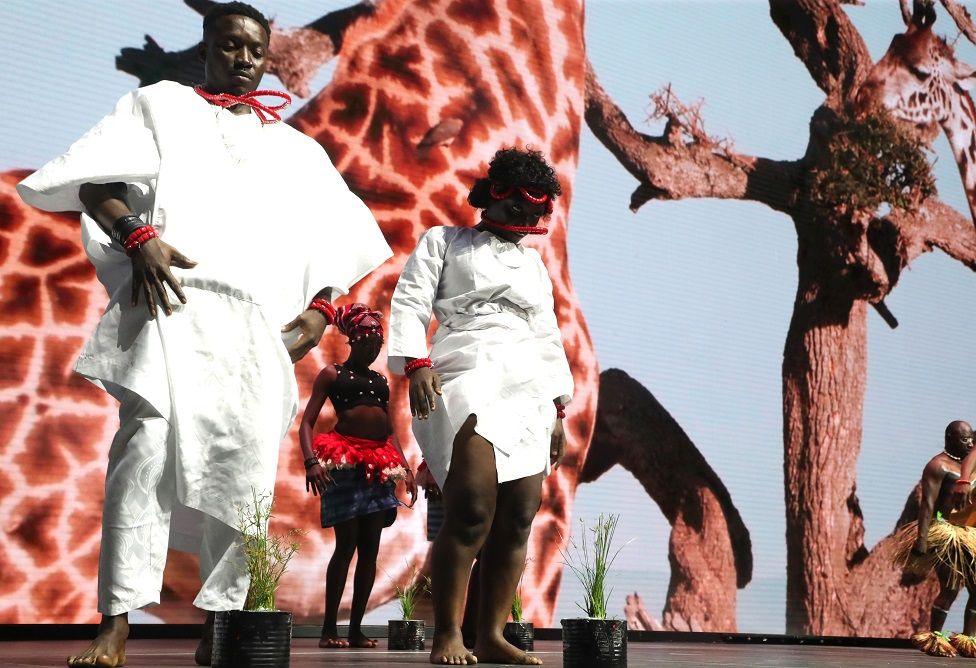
left=17, top=81, right=392, bottom=530
left=388, top=225, right=573, bottom=488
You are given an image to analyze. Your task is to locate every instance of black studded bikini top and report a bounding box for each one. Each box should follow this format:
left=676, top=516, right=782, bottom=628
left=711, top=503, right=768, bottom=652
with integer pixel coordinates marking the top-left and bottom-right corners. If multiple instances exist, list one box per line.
left=329, top=364, right=390, bottom=412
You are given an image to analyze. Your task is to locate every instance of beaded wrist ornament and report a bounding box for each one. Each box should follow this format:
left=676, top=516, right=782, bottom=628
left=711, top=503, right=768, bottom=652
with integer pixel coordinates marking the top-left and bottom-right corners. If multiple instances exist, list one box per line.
left=308, top=298, right=337, bottom=325
left=110, top=214, right=145, bottom=246
left=404, top=358, right=433, bottom=376
left=111, top=214, right=159, bottom=256
left=123, top=226, right=158, bottom=256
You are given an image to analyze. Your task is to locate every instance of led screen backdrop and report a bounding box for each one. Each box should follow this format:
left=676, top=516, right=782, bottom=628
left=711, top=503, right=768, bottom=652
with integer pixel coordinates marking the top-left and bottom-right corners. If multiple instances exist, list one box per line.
left=2, top=0, right=976, bottom=636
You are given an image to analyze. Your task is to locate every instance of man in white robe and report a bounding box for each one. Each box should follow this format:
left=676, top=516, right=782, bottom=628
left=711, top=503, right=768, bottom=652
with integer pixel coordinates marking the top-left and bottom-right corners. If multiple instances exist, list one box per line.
left=16, top=3, right=391, bottom=666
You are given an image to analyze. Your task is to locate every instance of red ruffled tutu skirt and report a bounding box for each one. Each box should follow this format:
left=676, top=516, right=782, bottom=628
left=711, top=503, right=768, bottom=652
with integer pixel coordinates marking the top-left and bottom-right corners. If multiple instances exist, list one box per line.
left=312, top=431, right=405, bottom=528
left=312, top=431, right=407, bottom=484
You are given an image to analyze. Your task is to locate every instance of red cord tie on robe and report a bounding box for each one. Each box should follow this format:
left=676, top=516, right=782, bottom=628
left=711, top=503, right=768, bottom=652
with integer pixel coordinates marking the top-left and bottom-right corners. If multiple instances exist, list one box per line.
left=193, top=85, right=292, bottom=125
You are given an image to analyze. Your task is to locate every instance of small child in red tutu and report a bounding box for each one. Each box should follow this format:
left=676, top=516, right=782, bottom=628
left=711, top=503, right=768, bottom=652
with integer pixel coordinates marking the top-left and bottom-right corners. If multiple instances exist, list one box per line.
left=299, top=303, right=417, bottom=649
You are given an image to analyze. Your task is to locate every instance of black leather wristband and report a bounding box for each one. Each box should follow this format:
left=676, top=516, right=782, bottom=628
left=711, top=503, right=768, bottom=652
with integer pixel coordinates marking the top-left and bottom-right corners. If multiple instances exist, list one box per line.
left=111, top=214, right=145, bottom=246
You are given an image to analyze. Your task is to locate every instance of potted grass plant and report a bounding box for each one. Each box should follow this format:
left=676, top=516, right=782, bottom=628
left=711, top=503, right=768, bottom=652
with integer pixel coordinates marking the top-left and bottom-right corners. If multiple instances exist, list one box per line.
left=211, top=491, right=304, bottom=668
left=503, top=583, right=534, bottom=651
left=560, top=514, right=630, bottom=667
left=388, top=568, right=430, bottom=650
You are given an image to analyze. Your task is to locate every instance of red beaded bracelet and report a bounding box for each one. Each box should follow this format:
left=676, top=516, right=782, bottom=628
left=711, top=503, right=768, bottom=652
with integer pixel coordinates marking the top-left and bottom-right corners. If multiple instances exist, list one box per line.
left=555, top=402, right=566, bottom=419
left=123, top=226, right=158, bottom=255
left=308, top=298, right=337, bottom=325
left=404, top=358, right=433, bottom=376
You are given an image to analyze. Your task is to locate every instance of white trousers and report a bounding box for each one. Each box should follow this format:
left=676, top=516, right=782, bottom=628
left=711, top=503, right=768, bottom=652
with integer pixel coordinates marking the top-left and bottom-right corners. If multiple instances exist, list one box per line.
left=97, top=390, right=249, bottom=615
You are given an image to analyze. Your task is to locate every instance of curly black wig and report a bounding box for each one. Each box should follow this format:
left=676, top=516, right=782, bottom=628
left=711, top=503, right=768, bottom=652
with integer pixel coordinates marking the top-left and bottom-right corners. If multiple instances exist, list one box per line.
left=203, top=2, right=271, bottom=41
left=467, top=148, right=562, bottom=211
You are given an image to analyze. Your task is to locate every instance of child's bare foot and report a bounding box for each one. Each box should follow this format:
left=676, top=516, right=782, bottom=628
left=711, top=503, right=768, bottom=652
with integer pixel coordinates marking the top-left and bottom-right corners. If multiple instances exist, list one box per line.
left=67, top=615, right=128, bottom=667
left=319, top=625, right=349, bottom=649
left=348, top=629, right=378, bottom=648
left=474, top=634, right=542, bottom=665
left=430, top=630, right=478, bottom=665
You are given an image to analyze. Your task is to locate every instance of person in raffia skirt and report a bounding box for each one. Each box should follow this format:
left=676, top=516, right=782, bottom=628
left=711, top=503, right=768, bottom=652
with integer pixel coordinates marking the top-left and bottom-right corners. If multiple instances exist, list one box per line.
left=894, top=420, right=976, bottom=657
left=299, top=303, right=417, bottom=649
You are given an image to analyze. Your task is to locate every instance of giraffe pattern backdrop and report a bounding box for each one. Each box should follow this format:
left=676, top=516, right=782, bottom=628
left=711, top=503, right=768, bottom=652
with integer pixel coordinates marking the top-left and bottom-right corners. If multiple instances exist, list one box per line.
left=6, top=0, right=976, bottom=635
left=0, top=0, right=597, bottom=626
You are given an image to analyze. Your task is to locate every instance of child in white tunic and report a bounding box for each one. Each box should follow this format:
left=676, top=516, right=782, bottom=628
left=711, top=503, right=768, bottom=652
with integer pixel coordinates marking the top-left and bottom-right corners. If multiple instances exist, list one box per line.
left=388, top=148, right=573, bottom=665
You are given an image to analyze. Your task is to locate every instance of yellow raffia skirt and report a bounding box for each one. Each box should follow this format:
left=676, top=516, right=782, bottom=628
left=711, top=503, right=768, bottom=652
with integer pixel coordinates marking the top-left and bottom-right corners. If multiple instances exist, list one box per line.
left=893, top=505, right=976, bottom=589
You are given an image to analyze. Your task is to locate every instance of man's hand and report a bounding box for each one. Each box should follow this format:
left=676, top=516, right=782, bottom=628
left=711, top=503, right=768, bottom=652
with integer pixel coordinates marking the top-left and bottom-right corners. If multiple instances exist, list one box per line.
left=409, top=367, right=442, bottom=420
left=131, top=238, right=197, bottom=318
left=550, top=418, right=566, bottom=468
left=416, top=464, right=442, bottom=500
left=416, top=463, right=436, bottom=489
left=403, top=469, right=418, bottom=508
left=305, top=462, right=332, bottom=496
left=951, top=479, right=973, bottom=509
left=282, top=309, right=328, bottom=363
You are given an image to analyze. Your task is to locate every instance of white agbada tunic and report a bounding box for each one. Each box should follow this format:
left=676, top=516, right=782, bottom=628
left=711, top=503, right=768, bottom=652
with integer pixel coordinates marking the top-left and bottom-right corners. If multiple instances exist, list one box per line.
left=388, top=225, right=573, bottom=488
left=17, top=81, right=393, bottom=532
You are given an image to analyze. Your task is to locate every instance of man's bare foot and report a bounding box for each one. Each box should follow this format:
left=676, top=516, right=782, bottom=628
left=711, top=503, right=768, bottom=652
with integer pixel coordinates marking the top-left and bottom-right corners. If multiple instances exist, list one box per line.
left=430, top=631, right=478, bottom=665
left=194, top=612, right=215, bottom=666
left=348, top=629, right=378, bottom=648
left=67, top=614, right=128, bottom=667
left=474, top=634, right=542, bottom=665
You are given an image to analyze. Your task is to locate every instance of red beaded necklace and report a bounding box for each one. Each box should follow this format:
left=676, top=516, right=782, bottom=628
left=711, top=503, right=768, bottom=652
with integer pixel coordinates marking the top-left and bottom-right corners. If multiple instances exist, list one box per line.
left=480, top=211, right=548, bottom=236
left=193, top=85, right=291, bottom=125
left=483, top=220, right=549, bottom=235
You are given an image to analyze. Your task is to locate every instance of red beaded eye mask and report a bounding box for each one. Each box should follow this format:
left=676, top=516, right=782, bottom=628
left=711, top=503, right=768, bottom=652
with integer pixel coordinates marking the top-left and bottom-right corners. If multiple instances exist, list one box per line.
left=488, top=182, right=554, bottom=214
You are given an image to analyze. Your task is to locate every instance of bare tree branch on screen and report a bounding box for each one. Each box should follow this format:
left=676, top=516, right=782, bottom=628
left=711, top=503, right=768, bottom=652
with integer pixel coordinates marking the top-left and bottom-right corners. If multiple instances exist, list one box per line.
left=583, top=369, right=753, bottom=633
left=116, top=0, right=375, bottom=96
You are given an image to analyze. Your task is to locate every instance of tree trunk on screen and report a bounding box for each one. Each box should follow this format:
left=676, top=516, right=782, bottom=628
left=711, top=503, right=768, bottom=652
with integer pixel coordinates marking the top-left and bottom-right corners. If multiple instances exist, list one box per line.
left=782, top=276, right=868, bottom=634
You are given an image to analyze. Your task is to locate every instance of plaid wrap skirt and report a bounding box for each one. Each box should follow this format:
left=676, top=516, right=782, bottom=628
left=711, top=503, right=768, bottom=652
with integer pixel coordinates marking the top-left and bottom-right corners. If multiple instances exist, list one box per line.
left=321, top=468, right=399, bottom=528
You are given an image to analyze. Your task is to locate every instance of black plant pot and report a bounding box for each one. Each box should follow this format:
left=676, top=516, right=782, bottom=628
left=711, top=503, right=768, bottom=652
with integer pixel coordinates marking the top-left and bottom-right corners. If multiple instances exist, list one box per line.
left=388, top=619, right=425, bottom=650
left=211, top=610, right=292, bottom=668
left=561, top=618, right=627, bottom=667
left=504, top=621, right=535, bottom=651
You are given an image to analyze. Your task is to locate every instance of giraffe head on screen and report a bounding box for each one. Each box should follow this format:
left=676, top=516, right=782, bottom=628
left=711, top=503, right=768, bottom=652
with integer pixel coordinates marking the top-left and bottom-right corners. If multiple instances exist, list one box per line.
left=856, top=3, right=976, bottom=224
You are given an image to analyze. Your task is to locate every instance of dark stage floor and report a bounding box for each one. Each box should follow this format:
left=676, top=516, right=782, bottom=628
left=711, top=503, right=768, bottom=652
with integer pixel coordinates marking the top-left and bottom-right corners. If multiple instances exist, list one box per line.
left=0, top=638, right=957, bottom=667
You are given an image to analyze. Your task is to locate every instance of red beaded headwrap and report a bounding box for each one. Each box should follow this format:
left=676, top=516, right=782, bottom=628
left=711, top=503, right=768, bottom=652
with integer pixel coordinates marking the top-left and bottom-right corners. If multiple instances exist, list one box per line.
left=335, top=303, right=384, bottom=342
left=193, top=85, right=292, bottom=125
